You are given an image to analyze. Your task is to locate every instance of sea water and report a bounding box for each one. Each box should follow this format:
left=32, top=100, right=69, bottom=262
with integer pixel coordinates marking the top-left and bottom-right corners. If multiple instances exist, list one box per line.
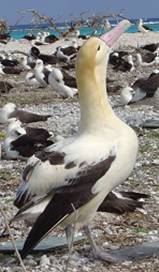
left=9, top=18, right=159, bottom=40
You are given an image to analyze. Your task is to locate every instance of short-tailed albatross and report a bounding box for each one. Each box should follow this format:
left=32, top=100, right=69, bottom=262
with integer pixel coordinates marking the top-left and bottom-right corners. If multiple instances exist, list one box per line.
left=14, top=20, right=138, bottom=262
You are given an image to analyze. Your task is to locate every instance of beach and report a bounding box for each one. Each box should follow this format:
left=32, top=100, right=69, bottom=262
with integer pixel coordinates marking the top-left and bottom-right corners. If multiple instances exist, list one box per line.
left=0, top=31, right=159, bottom=272
left=1, top=32, right=159, bottom=53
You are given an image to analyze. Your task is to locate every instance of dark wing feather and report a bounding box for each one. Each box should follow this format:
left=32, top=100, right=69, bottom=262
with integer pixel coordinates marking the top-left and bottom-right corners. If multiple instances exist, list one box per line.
left=119, top=191, right=149, bottom=200
left=9, top=110, right=51, bottom=123
left=132, top=74, right=159, bottom=100
left=31, top=47, right=40, bottom=57
left=61, top=46, right=77, bottom=56
left=20, top=155, right=115, bottom=258
left=98, top=191, right=149, bottom=214
left=45, top=34, right=58, bottom=43
left=62, top=70, right=77, bottom=88
left=143, top=25, right=153, bottom=31
left=39, top=54, right=58, bottom=65
left=3, top=67, right=22, bottom=74
left=11, top=135, right=53, bottom=158
left=43, top=69, right=51, bottom=84
left=1, top=59, right=18, bottom=67
left=25, top=127, right=52, bottom=142
left=143, top=52, right=156, bottom=63
left=142, top=43, right=159, bottom=52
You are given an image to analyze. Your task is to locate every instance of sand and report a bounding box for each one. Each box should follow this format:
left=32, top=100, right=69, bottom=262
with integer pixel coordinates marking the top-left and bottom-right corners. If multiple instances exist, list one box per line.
left=1, top=32, right=159, bottom=54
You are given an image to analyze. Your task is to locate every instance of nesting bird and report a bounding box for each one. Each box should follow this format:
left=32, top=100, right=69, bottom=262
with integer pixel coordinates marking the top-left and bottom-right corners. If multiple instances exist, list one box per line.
left=109, top=51, right=134, bottom=72
left=24, top=72, right=41, bottom=88
left=30, top=46, right=58, bottom=65
left=130, top=71, right=159, bottom=104
left=48, top=67, right=77, bottom=98
left=120, top=86, right=134, bottom=105
left=55, top=46, right=77, bottom=63
left=0, top=103, right=51, bottom=124
left=120, top=70, right=159, bottom=105
left=136, top=52, right=159, bottom=66
left=141, top=43, right=159, bottom=53
left=137, top=19, right=152, bottom=33
left=13, top=20, right=138, bottom=262
left=34, top=59, right=51, bottom=87
left=3, top=118, right=54, bottom=159
left=0, top=63, right=22, bottom=75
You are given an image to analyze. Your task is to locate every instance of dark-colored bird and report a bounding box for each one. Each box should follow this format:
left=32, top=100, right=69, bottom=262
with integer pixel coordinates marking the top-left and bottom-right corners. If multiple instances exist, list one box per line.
left=0, top=66, right=22, bottom=75
left=130, top=72, right=159, bottom=103
left=62, top=70, right=77, bottom=88
left=0, top=102, right=52, bottom=124
left=30, top=46, right=58, bottom=65
left=10, top=127, right=54, bottom=158
left=10, top=109, right=52, bottom=123
left=141, top=43, right=159, bottom=52
left=45, top=34, right=59, bottom=43
left=1, top=59, right=19, bottom=67
left=23, top=34, right=36, bottom=41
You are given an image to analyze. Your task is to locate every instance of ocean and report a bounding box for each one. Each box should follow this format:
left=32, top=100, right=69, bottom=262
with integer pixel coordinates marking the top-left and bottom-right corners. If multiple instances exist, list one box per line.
left=8, top=18, right=159, bottom=40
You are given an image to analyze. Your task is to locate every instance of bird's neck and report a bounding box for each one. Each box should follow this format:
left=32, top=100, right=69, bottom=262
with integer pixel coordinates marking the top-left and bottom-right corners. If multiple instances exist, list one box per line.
left=77, top=64, right=115, bottom=134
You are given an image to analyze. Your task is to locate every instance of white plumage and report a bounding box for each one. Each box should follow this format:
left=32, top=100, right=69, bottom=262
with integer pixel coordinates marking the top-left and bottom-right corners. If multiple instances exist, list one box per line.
left=13, top=20, right=138, bottom=262
left=25, top=72, right=41, bottom=88
left=0, top=103, right=16, bottom=123
left=120, top=86, right=134, bottom=105
left=48, top=68, right=77, bottom=98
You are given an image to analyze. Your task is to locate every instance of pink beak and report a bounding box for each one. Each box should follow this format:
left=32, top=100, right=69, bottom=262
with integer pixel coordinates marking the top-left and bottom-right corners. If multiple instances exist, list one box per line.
left=100, top=20, right=131, bottom=48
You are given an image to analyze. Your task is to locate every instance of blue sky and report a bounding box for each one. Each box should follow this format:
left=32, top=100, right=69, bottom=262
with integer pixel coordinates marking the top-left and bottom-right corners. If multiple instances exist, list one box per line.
left=1, top=0, right=159, bottom=24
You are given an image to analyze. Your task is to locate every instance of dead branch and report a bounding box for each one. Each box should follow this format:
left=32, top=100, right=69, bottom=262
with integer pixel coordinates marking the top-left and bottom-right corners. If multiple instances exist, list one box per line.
left=0, top=206, right=27, bottom=272
left=19, top=9, right=63, bottom=36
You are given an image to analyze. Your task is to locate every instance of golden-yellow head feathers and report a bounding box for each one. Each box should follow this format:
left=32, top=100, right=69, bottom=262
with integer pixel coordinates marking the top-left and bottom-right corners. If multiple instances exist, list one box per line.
left=76, top=37, right=109, bottom=72
left=76, top=20, right=131, bottom=74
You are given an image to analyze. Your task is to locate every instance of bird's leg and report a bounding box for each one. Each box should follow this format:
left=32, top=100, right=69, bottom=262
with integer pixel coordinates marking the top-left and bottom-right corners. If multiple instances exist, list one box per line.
left=84, top=225, right=120, bottom=263
left=65, top=225, right=75, bottom=272
left=65, top=205, right=78, bottom=271
left=65, top=224, right=75, bottom=252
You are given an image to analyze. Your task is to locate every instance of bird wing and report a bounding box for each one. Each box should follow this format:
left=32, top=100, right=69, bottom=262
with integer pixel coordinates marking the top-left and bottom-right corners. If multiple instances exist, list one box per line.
left=14, top=136, right=115, bottom=206
left=43, top=68, right=50, bottom=84
left=9, top=110, right=51, bottom=123
left=19, top=150, right=115, bottom=258
left=62, top=70, right=77, bottom=88
left=25, top=127, right=52, bottom=142
left=98, top=191, right=148, bottom=214
left=130, top=88, right=146, bottom=103
left=143, top=25, right=152, bottom=31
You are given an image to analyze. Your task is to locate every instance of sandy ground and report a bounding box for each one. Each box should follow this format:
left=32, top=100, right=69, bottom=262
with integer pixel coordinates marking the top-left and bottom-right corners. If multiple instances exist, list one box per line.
left=1, top=32, right=159, bottom=54
left=0, top=32, right=159, bottom=271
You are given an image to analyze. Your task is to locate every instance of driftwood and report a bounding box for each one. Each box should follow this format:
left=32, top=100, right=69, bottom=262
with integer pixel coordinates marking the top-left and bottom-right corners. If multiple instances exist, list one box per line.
left=0, top=235, right=84, bottom=253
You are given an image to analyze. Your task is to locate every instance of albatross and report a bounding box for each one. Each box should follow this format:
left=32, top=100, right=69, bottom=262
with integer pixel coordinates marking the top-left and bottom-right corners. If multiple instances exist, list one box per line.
left=3, top=122, right=54, bottom=159
left=0, top=103, right=51, bottom=124
left=13, top=20, right=138, bottom=262
left=137, top=19, right=152, bottom=33
left=48, top=68, right=77, bottom=98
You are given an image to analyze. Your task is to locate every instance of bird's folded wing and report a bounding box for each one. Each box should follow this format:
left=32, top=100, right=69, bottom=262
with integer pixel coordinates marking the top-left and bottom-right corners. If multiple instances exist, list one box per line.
left=14, top=138, right=115, bottom=207
left=20, top=153, right=115, bottom=258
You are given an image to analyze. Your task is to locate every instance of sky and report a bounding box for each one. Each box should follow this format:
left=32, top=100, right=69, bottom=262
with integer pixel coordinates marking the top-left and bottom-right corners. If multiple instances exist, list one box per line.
left=1, top=0, right=159, bottom=25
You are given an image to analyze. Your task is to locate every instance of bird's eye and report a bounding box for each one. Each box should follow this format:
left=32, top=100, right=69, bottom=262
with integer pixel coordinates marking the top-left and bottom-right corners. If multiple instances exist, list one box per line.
left=97, top=45, right=100, bottom=51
